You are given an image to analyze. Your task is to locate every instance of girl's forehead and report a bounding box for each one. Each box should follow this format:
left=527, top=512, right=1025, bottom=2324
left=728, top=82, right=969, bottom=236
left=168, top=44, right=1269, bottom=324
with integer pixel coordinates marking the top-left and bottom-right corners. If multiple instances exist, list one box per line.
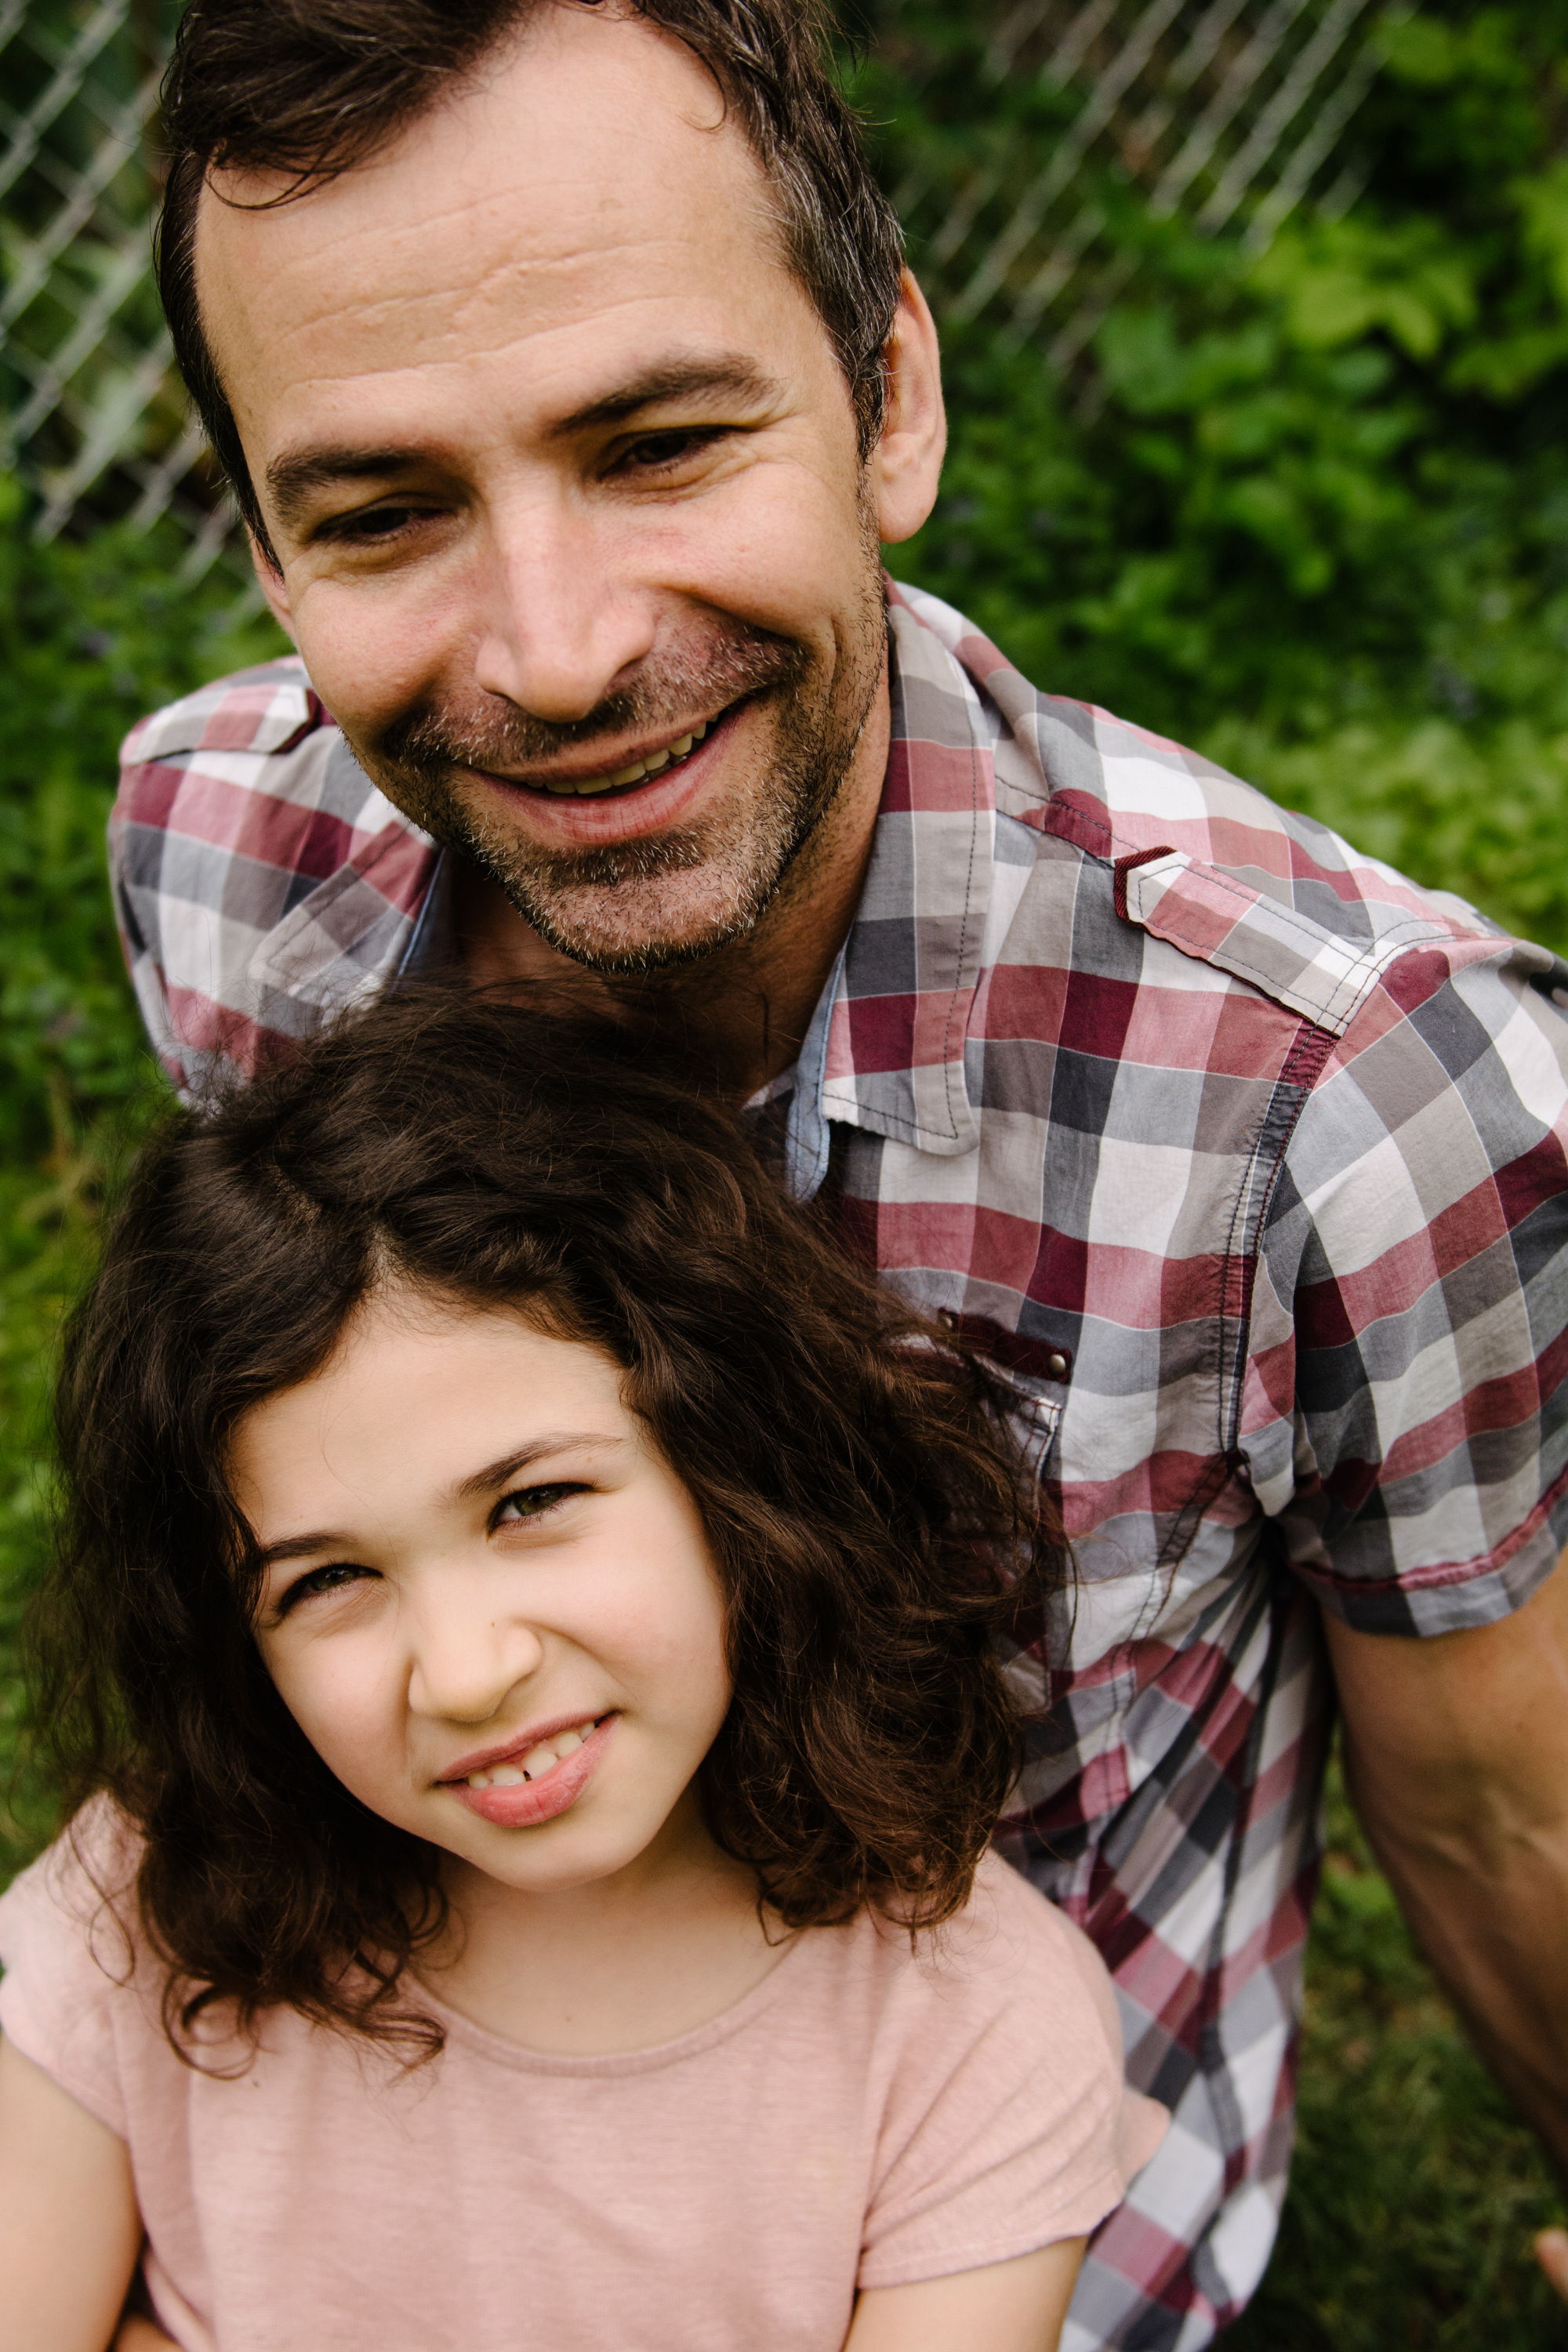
left=310, top=1281, right=617, bottom=1391
left=229, top=1288, right=634, bottom=1526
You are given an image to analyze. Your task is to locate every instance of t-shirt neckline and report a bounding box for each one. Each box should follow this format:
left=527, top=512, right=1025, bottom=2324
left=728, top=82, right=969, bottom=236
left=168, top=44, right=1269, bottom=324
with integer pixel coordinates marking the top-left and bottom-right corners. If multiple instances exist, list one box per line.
left=408, top=1918, right=818, bottom=2078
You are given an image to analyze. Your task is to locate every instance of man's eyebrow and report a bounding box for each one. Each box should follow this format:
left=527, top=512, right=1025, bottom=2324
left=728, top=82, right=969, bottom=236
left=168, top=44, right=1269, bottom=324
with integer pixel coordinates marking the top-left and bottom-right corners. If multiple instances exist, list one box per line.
left=548, top=355, right=782, bottom=437
left=265, top=446, right=426, bottom=532
left=263, top=358, right=780, bottom=532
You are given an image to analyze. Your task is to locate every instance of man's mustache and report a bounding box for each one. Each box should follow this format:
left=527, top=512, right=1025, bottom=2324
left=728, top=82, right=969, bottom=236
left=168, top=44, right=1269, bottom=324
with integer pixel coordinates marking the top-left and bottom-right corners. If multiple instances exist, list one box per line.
left=379, top=622, right=811, bottom=779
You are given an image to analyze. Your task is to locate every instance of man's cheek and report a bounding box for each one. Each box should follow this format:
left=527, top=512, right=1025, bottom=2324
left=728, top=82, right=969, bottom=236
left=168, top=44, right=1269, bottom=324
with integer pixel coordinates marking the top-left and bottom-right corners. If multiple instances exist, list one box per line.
left=292, top=588, right=447, bottom=738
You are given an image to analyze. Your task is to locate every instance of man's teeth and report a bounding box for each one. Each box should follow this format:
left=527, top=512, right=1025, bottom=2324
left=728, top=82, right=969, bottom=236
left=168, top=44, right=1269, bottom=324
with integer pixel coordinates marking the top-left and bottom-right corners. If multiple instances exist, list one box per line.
left=541, top=719, right=710, bottom=797
left=466, top=1719, right=597, bottom=1790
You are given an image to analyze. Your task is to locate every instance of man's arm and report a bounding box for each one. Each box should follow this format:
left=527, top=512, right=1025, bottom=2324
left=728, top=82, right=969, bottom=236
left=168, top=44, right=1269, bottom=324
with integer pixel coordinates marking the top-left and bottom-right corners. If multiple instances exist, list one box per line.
left=1322, top=1547, right=1568, bottom=2179
left=844, top=2241, right=1086, bottom=2352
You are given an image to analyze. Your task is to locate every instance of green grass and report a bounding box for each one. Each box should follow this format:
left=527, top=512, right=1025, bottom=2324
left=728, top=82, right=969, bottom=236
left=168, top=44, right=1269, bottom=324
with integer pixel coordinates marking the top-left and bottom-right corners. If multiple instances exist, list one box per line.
left=1227, top=1762, right=1566, bottom=2349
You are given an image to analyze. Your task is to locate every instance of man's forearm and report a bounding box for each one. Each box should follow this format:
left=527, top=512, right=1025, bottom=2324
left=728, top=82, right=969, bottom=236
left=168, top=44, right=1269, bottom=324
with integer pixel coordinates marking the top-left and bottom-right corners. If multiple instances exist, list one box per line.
left=1324, top=1557, right=1568, bottom=2184
left=1338, top=1734, right=1568, bottom=2178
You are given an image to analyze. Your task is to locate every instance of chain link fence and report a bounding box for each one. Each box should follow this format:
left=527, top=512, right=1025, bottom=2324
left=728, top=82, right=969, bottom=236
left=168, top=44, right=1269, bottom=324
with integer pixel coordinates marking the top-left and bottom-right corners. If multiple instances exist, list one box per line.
left=2, top=0, right=1398, bottom=583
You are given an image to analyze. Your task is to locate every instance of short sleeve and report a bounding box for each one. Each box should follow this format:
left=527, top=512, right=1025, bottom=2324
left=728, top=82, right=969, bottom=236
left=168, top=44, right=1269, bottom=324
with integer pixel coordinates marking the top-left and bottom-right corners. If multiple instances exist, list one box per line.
left=856, top=1857, right=1167, bottom=2291
left=0, top=1812, right=143, bottom=2139
left=1256, top=942, right=1568, bottom=1635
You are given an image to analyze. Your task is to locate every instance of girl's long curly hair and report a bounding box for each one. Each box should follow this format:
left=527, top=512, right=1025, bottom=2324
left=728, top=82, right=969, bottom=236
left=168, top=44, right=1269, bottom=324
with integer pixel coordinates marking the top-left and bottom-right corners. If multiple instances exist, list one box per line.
left=32, top=985, right=1061, bottom=2058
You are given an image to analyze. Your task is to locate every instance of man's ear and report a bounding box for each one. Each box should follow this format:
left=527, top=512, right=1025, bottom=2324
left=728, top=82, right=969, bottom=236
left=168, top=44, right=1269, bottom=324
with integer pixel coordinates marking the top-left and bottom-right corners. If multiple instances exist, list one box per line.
left=872, top=270, right=946, bottom=548
left=249, top=530, right=298, bottom=642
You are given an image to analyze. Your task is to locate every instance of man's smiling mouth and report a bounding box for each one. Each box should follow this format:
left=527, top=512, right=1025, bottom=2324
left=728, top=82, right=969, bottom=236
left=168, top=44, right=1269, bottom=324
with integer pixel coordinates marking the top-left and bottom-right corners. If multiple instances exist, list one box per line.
left=533, top=718, right=713, bottom=799
left=499, top=710, right=731, bottom=800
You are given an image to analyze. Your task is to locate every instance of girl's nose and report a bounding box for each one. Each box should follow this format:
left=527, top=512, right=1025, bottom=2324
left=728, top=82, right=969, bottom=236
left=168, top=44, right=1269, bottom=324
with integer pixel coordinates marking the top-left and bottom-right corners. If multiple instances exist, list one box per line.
left=405, top=1592, right=546, bottom=1726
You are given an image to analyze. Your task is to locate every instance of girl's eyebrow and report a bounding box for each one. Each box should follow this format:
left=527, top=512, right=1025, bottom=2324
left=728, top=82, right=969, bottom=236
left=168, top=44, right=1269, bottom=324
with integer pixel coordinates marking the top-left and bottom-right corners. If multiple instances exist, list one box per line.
left=256, top=1528, right=350, bottom=1570
left=452, top=1430, right=623, bottom=1503
left=252, top=1432, right=625, bottom=1569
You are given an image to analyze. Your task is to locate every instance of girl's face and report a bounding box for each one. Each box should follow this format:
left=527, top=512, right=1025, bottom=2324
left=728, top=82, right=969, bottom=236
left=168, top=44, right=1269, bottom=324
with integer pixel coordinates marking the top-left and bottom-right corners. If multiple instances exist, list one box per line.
left=231, top=1287, right=732, bottom=1899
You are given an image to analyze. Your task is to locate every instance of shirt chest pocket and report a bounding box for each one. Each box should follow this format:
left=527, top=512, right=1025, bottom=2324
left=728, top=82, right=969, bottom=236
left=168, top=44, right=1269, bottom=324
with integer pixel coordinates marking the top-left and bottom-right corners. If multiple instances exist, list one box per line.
left=995, top=1377, right=1062, bottom=1483
left=931, top=1316, right=1069, bottom=1488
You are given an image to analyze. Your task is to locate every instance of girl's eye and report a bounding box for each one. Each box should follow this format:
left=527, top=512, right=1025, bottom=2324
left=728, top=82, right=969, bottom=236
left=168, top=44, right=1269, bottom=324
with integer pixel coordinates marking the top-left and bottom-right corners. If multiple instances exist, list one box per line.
left=493, top=1483, right=586, bottom=1527
left=273, top=1561, right=373, bottom=1617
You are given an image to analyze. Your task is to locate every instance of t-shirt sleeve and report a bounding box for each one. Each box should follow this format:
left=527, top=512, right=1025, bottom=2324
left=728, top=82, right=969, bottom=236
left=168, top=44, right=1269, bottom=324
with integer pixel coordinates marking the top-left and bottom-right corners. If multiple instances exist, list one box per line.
left=856, top=1857, right=1167, bottom=2291
left=1254, top=943, right=1568, bottom=1636
left=0, top=1813, right=143, bottom=2140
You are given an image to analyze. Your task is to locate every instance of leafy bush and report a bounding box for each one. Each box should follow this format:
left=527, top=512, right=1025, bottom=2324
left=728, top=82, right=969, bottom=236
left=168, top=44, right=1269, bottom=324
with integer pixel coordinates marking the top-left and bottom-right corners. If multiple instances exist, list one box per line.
left=0, top=481, right=281, bottom=1851
left=864, top=0, right=1568, bottom=957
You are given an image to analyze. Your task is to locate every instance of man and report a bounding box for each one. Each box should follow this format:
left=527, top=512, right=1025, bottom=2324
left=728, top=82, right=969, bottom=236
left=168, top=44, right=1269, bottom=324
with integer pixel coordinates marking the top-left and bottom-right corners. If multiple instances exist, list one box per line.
left=110, top=1, right=1568, bottom=2342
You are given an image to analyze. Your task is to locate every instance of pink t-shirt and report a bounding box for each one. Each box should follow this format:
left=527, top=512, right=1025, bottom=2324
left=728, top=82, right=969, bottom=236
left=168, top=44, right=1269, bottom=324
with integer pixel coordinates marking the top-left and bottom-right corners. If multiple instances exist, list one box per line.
left=0, top=1820, right=1166, bottom=2352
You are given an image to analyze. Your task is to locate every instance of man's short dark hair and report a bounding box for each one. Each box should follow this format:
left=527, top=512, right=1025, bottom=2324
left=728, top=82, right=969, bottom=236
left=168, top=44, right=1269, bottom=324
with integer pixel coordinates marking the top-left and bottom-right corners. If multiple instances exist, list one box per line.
left=156, top=0, right=906, bottom=560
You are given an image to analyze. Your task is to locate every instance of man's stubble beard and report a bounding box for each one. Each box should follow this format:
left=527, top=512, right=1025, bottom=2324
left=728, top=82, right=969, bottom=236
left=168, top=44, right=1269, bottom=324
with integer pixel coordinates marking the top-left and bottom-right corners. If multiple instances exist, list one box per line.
left=356, top=528, right=890, bottom=979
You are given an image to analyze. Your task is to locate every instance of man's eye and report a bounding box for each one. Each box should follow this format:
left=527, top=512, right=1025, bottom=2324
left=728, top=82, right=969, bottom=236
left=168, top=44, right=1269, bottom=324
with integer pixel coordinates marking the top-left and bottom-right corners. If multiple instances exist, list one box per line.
left=325, top=505, right=426, bottom=543
left=619, top=429, right=720, bottom=472
left=494, top=1483, right=586, bottom=1526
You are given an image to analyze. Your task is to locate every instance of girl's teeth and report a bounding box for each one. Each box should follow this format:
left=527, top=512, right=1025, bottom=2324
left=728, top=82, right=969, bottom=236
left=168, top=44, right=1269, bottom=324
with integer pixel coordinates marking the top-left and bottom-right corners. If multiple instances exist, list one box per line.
left=463, top=1718, right=599, bottom=1791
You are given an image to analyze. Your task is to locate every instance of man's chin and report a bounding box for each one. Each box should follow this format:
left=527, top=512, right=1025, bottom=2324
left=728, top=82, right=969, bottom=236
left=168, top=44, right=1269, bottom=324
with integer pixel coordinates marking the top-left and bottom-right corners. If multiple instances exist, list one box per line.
left=488, top=870, right=771, bottom=978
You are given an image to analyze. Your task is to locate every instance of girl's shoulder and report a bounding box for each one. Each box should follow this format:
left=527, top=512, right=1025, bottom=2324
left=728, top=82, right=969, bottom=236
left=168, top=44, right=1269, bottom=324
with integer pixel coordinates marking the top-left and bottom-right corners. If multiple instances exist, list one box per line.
left=834, top=1849, right=1121, bottom=2030
left=802, top=1855, right=1169, bottom=2291
left=0, top=1800, right=159, bottom=2137
left=811, top=1853, right=1168, bottom=2187
left=0, top=1797, right=146, bottom=1968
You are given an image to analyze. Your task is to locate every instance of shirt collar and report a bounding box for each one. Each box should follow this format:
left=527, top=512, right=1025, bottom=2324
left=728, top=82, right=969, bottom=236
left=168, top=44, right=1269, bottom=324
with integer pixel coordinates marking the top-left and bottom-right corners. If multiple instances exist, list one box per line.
left=805, top=586, right=996, bottom=1163
left=290, top=585, right=1000, bottom=1170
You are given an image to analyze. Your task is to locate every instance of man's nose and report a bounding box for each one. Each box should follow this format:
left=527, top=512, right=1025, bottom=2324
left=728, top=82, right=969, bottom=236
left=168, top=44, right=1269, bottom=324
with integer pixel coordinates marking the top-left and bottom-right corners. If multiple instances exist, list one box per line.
left=405, top=1581, right=546, bottom=1725
left=471, top=488, right=657, bottom=724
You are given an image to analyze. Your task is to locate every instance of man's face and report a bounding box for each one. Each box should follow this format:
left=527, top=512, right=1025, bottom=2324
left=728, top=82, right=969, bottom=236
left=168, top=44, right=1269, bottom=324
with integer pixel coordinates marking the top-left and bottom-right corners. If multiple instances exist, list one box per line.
left=195, top=6, right=935, bottom=975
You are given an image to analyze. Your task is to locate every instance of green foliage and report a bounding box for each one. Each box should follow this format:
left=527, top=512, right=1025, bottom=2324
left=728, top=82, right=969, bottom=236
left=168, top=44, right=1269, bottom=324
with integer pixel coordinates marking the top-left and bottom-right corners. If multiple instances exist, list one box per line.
left=860, top=2, right=1568, bottom=960
left=0, top=481, right=284, bottom=1859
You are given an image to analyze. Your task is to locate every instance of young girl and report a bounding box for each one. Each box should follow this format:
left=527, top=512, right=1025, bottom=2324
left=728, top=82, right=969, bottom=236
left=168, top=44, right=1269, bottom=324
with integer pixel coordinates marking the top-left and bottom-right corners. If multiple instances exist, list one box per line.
left=0, top=989, right=1164, bottom=2352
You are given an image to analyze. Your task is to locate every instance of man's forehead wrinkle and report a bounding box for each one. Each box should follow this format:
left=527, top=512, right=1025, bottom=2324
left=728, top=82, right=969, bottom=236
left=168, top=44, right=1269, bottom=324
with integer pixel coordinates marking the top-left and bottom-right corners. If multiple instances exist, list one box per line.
left=249, top=203, right=766, bottom=364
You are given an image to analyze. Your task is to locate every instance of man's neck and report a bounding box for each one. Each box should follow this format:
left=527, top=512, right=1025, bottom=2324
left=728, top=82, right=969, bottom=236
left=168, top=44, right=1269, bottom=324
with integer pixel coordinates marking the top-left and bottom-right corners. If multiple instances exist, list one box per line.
left=452, top=661, right=891, bottom=1102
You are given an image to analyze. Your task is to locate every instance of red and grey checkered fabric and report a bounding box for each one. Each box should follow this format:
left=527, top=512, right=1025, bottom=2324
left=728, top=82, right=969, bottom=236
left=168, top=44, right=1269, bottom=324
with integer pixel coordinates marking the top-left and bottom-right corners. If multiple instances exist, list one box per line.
left=111, top=581, right=1568, bottom=2348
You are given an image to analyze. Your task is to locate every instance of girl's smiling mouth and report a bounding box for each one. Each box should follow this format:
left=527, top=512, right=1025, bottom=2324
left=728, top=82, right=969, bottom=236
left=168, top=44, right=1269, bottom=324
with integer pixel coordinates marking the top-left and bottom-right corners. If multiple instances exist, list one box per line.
left=443, top=1712, right=617, bottom=1829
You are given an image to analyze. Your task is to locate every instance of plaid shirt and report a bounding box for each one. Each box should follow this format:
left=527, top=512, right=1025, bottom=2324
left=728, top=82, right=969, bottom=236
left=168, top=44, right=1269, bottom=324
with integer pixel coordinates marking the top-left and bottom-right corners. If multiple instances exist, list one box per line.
left=111, top=582, right=1568, bottom=2350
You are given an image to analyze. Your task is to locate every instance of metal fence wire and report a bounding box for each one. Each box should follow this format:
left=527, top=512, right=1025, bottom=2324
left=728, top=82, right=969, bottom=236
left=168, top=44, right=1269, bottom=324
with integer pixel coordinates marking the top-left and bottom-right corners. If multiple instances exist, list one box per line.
left=1, top=0, right=1396, bottom=582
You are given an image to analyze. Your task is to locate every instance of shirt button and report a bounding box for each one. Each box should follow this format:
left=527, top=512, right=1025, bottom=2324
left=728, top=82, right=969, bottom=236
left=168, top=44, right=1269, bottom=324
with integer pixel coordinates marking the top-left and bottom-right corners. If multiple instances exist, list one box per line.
left=1046, top=1350, right=1070, bottom=1381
